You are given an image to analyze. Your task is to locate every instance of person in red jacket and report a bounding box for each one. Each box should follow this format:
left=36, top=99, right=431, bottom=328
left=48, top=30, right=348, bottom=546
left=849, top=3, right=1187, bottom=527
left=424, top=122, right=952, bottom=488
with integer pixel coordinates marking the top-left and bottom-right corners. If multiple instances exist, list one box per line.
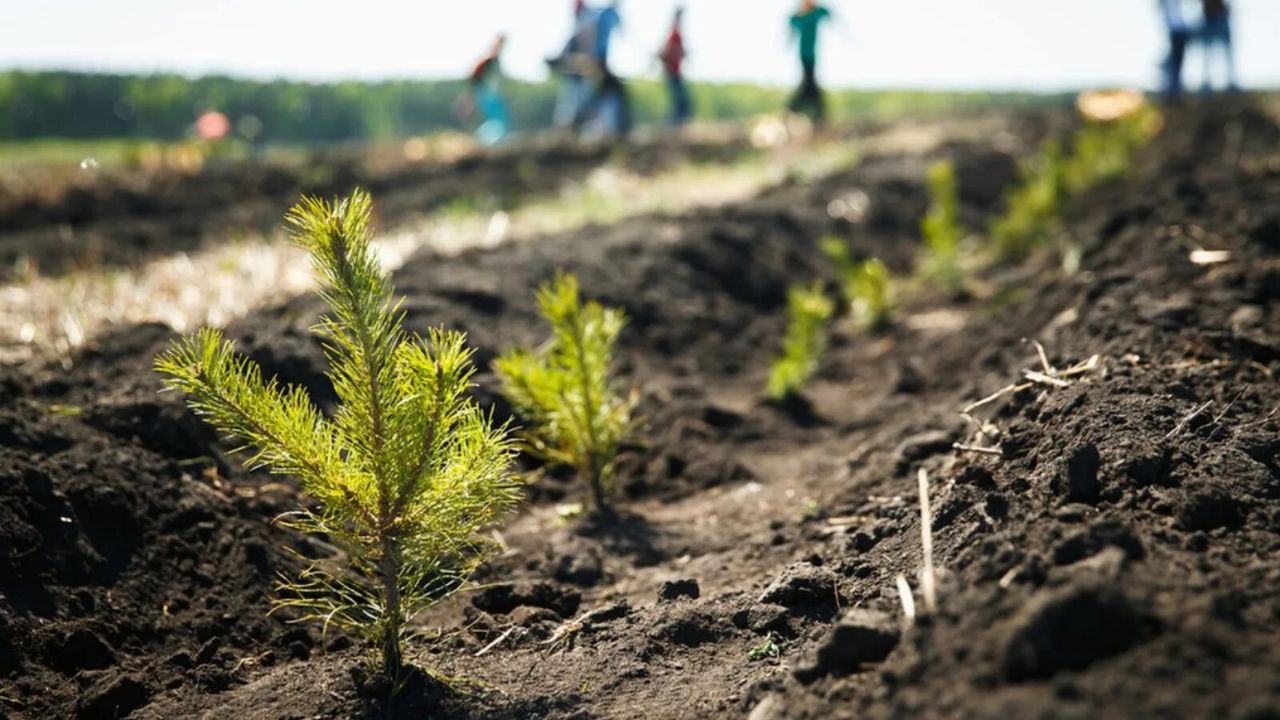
left=658, top=7, right=692, bottom=127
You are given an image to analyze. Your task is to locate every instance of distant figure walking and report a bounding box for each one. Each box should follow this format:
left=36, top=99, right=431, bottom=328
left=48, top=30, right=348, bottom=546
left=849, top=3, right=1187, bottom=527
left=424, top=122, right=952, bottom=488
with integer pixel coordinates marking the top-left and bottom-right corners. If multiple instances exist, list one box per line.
left=1198, top=0, right=1238, bottom=93
left=659, top=7, right=692, bottom=127
left=551, top=0, right=593, bottom=129
left=787, top=0, right=832, bottom=125
left=461, top=34, right=510, bottom=145
left=575, top=1, right=631, bottom=138
left=1157, top=0, right=1190, bottom=100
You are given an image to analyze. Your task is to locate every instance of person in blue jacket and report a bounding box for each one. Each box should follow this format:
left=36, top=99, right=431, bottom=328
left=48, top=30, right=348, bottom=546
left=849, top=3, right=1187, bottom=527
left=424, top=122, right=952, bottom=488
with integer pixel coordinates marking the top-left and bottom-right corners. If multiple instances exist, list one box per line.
left=574, top=1, right=631, bottom=138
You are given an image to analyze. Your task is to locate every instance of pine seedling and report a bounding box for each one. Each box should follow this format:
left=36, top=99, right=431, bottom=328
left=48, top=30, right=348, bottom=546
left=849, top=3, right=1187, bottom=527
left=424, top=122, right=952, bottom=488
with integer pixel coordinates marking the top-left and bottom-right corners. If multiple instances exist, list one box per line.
left=767, top=282, right=835, bottom=401
left=918, top=160, right=966, bottom=293
left=990, top=138, right=1068, bottom=261
left=991, top=106, right=1158, bottom=262
left=155, top=190, right=520, bottom=680
left=821, top=237, right=894, bottom=331
left=493, top=272, right=634, bottom=511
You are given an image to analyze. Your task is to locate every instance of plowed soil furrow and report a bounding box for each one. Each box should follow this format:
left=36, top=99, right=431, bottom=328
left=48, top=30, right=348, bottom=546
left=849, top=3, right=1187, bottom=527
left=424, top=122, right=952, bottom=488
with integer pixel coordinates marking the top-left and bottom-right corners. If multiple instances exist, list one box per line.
left=2, top=102, right=1278, bottom=720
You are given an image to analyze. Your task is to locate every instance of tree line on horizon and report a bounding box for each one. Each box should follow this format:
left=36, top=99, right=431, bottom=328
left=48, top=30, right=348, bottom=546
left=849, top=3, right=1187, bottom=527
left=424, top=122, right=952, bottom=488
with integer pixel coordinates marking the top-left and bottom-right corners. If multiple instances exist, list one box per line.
left=0, top=70, right=1063, bottom=144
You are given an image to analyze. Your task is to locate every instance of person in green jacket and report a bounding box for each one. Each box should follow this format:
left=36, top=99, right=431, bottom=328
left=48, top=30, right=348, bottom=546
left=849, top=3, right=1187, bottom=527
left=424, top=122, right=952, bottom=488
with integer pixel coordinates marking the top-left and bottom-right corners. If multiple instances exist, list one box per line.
left=787, top=0, right=832, bottom=124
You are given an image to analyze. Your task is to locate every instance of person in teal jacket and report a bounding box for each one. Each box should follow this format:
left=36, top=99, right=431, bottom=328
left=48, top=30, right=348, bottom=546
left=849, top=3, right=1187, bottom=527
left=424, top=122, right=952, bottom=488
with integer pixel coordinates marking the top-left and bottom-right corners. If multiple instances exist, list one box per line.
left=460, top=34, right=511, bottom=146
left=787, top=0, right=832, bottom=124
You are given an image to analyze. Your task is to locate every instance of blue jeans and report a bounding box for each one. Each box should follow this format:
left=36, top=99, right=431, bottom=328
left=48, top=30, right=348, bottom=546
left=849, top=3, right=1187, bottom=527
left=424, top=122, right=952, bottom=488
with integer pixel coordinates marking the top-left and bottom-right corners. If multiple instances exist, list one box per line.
left=1199, top=16, right=1237, bottom=91
left=666, top=73, right=692, bottom=126
left=555, top=75, right=587, bottom=129
left=1162, top=29, right=1188, bottom=100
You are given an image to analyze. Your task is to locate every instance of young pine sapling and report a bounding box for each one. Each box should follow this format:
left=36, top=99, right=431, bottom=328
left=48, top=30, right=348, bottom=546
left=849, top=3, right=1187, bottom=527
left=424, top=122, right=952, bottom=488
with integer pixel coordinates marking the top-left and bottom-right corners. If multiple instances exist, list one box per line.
left=990, top=138, right=1068, bottom=261
left=493, top=272, right=635, bottom=511
left=820, top=236, right=893, bottom=331
left=918, top=159, right=967, bottom=293
left=767, top=282, right=835, bottom=401
left=155, top=191, right=521, bottom=680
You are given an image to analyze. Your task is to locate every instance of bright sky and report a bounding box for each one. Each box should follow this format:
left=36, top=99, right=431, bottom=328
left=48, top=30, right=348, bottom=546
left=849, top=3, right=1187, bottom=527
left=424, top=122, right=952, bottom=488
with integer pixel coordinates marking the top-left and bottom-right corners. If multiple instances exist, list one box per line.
left=3, top=0, right=1278, bottom=90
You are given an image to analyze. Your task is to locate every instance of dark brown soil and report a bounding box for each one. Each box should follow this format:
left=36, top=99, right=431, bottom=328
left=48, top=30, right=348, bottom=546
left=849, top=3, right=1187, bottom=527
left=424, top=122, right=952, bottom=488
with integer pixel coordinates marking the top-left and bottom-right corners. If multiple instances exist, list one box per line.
left=2, top=100, right=1278, bottom=720
left=0, top=132, right=759, bottom=282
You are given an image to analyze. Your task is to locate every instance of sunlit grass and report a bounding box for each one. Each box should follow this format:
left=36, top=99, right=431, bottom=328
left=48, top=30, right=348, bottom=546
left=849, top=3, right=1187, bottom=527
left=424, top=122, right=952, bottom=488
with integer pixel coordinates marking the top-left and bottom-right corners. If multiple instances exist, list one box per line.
left=0, top=139, right=151, bottom=168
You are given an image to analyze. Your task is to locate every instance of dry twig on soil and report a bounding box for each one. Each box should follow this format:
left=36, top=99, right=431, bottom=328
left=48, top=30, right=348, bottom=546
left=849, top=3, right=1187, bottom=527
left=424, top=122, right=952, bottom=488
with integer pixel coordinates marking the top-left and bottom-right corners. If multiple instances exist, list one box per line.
left=917, top=468, right=938, bottom=614
left=1164, top=400, right=1214, bottom=441
left=953, top=442, right=1003, bottom=457
left=895, top=575, right=916, bottom=624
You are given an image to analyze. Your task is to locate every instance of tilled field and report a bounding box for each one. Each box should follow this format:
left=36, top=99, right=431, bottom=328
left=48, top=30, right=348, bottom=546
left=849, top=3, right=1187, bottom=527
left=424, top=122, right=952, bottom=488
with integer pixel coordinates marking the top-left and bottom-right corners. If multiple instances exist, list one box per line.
left=1, top=102, right=1278, bottom=719
left=0, top=131, right=760, bottom=282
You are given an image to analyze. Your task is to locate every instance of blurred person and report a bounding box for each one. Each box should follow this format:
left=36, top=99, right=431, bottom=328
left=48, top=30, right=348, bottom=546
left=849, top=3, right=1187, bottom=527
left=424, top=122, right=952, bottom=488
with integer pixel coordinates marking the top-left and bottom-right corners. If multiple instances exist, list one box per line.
left=1198, top=0, right=1238, bottom=93
left=550, top=0, right=593, bottom=129
left=787, top=0, right=832, bottom=125
left=574, top=1, right=632, bottom=139
left=459, top=34, right=510, bottom=146
left=659, top=6, right=692, bottom=127
left=1157, top=0, right=1190, bottom=100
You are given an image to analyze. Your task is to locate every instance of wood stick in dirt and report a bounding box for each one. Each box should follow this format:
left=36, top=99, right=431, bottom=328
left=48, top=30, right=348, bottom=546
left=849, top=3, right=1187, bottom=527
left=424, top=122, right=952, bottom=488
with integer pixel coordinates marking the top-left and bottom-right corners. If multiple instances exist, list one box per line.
left=1164, top=400, right=1214, bottom=441
left=917, top=468, right=938, bottom=614
left=953, top=442, right=1003, bottom=456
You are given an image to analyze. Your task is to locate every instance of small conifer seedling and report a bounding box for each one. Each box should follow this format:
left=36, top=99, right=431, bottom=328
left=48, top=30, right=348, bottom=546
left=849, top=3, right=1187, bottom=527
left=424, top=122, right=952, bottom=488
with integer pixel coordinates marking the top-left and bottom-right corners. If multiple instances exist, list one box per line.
left=155, top=191, right=520, bottom=680
left=494, top=272, right=634, bottom=511
left=918, top=159, right=967, bottom=293
left=820, top=237, right=894, bottom=330
left=767, top=282, right=835, bottom=401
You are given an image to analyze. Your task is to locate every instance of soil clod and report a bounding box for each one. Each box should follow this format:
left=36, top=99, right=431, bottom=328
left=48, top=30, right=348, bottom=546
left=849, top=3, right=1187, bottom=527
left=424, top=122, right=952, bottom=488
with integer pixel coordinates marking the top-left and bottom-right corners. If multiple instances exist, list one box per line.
left=792, top=608, right=900, bottom=684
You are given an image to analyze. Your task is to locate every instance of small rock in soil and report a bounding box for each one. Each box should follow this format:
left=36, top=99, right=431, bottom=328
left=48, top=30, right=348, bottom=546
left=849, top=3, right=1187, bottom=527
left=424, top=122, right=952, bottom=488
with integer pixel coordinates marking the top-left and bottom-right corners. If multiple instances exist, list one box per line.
left=46, top=628, right=115, bottom=674
left=658, top=578, right=700, bottom=602
left=77, top=673, right=150, bottom=720
left=732, top=604, right=790, bottom=635
left=1178, top=486, right=1243, bottom=531
left=847, top=530, right=877, bottom=553
left=194, top=664, right=235, bottom=692
left=792, top=608, right=900, bottom=684
left=1055, top=443, right=1101, bottom=505
left=651, top=607, right=723, bottom=647
left=999, top=581, right=1149, bottom=681
left=1115, top=446, right=1171, bottom=486
left=758, top=563, right=840, bottom=610
left=194, top=636, right=222, bottom=665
